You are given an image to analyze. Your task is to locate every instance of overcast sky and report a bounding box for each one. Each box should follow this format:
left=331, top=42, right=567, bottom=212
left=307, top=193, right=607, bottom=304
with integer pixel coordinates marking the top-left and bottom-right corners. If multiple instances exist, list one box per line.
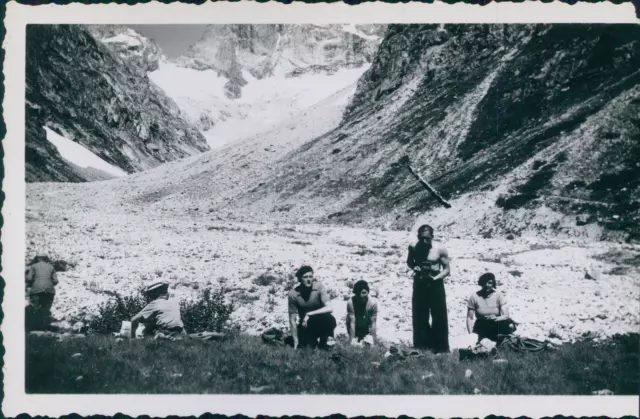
left=128, top=25, right=208, bottom=58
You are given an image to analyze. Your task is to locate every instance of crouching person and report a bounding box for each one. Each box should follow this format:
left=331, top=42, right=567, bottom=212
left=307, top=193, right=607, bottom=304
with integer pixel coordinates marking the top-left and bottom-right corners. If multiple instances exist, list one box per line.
left=131, top=281, right=187, bottom=340
left=466, top=273, right=516, bottom=343
left=288, top=266, right=336, bottom=349
left=347, top=280, right=378, bottom=346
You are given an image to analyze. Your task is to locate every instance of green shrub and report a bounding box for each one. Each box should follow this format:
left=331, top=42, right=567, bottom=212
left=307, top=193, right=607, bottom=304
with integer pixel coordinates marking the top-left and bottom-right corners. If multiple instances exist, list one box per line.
left=180, top=288, right=235, bottom=333
left=88, top=290, right=148, bottom=334
left=88, top=288, right=235, bottom=335
left=253, top=274, right=278, bottom=286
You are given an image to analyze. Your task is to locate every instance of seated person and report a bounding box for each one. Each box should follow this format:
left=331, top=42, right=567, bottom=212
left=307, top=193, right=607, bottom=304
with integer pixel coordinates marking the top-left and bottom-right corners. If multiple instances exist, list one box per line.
left=131, top=281, right=186, bottom=339
left=288, top=265, right=336, bottom=349
left=466, top=273, right=516, bottom=342
left=346, top=280, right=378, bottom=346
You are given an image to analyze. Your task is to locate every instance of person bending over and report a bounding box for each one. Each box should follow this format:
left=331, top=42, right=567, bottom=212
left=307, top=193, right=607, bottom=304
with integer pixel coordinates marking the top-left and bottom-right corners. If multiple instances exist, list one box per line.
left=466, top=272, right=516, bottom=343
left=287, top=265, right=336, bottom=349
left=25, top=253, right=59, bottom=330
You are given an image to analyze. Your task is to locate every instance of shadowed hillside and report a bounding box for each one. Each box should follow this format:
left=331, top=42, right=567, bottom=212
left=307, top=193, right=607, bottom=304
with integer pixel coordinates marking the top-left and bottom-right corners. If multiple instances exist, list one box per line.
left=224, top=24, right=640, bottom=241
left=26, top=25, right=209, bottom=182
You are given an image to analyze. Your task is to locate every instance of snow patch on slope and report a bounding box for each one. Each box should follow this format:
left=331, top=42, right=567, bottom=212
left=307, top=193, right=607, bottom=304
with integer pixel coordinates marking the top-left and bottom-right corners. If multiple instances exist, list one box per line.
left=44, top=127, right=127, bottom=178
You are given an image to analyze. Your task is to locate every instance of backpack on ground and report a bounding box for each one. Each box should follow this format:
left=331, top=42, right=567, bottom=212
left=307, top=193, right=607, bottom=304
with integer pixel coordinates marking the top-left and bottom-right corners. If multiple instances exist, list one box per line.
left=498, top=335, right=549, bottom=353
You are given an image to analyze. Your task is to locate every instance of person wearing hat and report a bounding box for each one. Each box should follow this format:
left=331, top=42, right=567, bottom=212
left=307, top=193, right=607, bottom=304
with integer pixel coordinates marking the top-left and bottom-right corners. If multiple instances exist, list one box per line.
left=131, top=280, right=186, bottom=339
left=346, top=280, right=378, bottom=346
left=287, top=265, right=337, bottom=349
left=466, top=272, right=516, bottom=343
left=25, top=253, right=59, bottom=330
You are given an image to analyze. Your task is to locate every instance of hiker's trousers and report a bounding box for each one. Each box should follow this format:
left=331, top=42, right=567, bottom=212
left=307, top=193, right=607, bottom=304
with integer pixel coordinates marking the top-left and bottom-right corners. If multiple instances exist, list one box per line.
left=473, top=318, right=517, bottom=342
left=298, top=313, right=336, bottom=347
left=412, top=278, right=449, bottom=353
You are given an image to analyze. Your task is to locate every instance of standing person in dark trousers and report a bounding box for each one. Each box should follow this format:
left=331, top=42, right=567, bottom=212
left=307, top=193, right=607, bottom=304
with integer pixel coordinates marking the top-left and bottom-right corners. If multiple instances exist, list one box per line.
left=288, top=265, right=337, bottom=350
left=25, top=254, right=59, bottom=330
left=407, top=224, right=451, bottom=353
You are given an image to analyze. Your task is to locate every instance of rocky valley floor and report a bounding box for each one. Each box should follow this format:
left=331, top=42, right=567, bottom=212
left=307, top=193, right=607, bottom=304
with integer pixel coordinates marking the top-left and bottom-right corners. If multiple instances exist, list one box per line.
left=26, top=184, right=640, bottom=347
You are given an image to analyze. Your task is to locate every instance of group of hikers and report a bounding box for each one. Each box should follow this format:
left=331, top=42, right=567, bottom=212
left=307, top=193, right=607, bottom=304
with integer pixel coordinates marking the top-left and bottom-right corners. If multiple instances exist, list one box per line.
left=26, top=224, right=517, bottom=351
left=285, top=224, right=516, bottom=352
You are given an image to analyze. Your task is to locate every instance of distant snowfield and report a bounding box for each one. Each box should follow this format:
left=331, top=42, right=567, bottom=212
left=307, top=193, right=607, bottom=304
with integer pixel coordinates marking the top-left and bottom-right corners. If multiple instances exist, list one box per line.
left=149, top=61, right=369, bottom=149
left=44, top=127, right=127, bottom=177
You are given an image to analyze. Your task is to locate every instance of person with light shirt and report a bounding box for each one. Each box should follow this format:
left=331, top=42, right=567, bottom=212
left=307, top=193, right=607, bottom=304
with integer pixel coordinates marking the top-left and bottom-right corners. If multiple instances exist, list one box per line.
left=466, top=272, right=516, bottom=342
left=25, top=253, right=59, bottom=330
left=131, top=281, right=186, bottom=339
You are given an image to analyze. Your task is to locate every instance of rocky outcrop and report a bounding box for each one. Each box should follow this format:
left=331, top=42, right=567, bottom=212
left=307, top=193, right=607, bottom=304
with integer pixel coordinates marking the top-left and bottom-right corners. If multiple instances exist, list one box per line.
left=26, top=24, right=209, bottom=182
left=86, top=25, right=165, bottom=75
left=177, top=24, right=386, bottom=99
left=230, top=24, right=640, bottom=242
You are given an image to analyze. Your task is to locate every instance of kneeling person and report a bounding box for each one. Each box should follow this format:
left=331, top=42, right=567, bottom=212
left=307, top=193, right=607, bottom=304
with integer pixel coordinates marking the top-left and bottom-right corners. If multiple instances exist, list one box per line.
left=288, top=266, right=337, bottom=349
left=466, top=273, right=516, bottom=343
left=131, top=281, right=186, bottom=339
left=347, top=280, right=378, bottom=346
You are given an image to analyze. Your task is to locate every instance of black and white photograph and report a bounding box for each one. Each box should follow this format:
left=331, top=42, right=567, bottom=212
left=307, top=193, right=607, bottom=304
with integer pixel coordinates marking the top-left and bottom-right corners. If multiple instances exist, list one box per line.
left=3, top=1, right=640, bottom=417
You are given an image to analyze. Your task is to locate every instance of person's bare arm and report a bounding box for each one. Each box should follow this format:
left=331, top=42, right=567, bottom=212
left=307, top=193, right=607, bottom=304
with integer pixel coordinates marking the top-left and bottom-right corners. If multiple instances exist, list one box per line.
left=495, top=303, right=510, bottom=322
left=466, top=308, right=475, bottom=334
left=303, top=285, right=333, bottom=325
left=433, top=246, right=450, bottom=281
left=370, top=319, right=377, bottom=343
left=347, top=313, right=356, bottom=344
left=52, top=272, right=59, bottom=286
left=289, top=313, right=299, bottom=348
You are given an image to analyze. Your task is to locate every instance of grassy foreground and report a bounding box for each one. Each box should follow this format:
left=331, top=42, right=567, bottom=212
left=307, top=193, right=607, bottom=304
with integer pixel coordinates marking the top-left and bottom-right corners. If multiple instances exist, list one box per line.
left=26, top=333, right=638, bottom=395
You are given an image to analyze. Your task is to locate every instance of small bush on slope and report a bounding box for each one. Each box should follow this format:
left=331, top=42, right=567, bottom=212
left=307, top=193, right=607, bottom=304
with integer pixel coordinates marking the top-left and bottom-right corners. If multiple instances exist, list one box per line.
left=180, top=288, right=235, bottom=333
left=88, top=290, right=148, bottom=334
left=88, top=288, right=235, bottom=334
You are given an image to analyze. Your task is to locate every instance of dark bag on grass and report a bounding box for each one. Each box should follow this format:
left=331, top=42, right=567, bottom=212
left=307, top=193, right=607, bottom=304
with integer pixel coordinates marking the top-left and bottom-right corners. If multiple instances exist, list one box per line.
left=261, top=328, right=284, bottom=344
left=459, top=342, right=498, bottom=361
left=498, top=335, right=549, bottom=353
left=262, top=327, right=295, bottom=347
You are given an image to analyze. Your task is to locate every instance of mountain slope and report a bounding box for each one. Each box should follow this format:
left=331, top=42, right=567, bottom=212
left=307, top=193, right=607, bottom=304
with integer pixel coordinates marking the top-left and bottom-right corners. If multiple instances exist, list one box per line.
left=148, top=24, right=385, bottom=148
left=223, top=24, right=640, bottom=242
left=26, top=25, right=209, bottom=182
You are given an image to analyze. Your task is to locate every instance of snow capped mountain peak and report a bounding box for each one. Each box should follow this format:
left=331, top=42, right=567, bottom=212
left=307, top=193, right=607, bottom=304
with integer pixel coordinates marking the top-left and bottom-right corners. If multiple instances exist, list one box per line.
left=175, top=24, right=385, bottom=83
left=145, top=24, right=386, bottom=149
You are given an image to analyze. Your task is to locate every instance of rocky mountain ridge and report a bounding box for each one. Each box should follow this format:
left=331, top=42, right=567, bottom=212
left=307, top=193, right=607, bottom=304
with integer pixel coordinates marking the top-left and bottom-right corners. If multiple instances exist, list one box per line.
left=86, top=25, right=165, bottom=75
left=26, top=25, right=209, bottom=182
left=176, top=24, right=386, bottom=99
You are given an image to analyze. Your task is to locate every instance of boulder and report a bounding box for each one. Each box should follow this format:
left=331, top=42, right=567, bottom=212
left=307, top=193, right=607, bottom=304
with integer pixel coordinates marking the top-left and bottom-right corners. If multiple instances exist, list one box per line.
left=585, top=266, right=601, bottom=281
left=72, top=321, right=86, bottom=334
